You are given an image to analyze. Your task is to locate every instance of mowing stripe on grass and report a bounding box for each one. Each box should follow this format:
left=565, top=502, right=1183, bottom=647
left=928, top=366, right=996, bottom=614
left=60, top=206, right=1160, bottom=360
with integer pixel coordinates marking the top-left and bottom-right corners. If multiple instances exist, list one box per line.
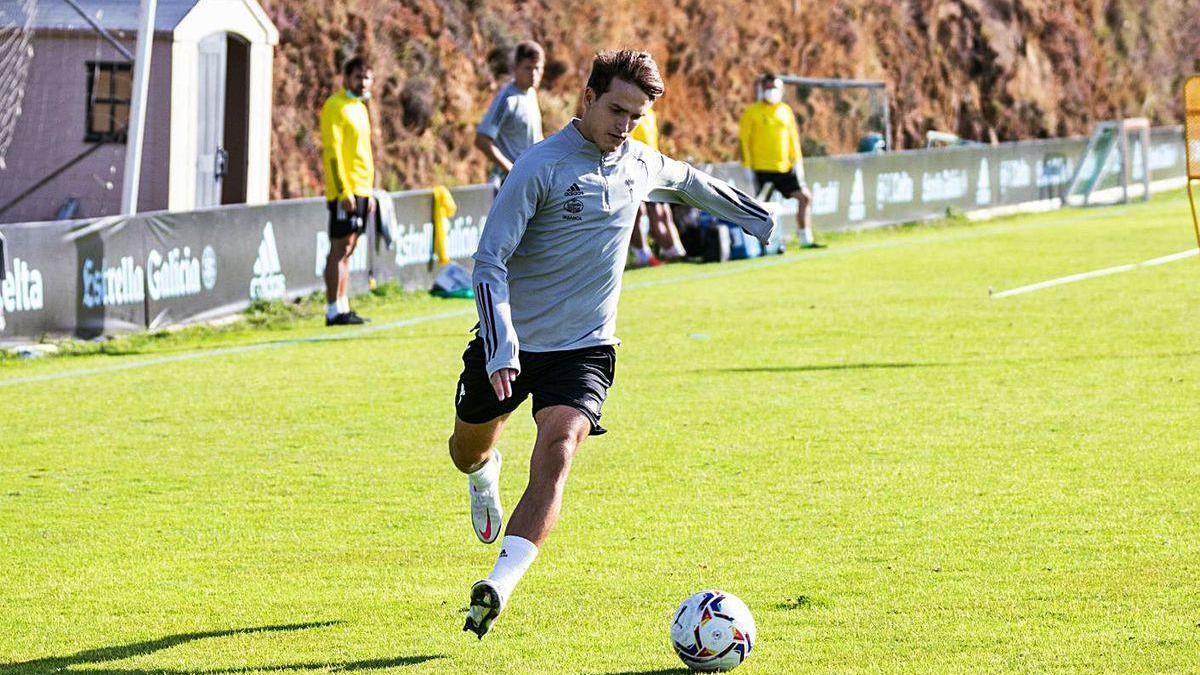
left=990, top=248, right=1198, bottom=299
left=0, top=309, right=476, bottom=388
left=0, top=207, right=1163, bottom=389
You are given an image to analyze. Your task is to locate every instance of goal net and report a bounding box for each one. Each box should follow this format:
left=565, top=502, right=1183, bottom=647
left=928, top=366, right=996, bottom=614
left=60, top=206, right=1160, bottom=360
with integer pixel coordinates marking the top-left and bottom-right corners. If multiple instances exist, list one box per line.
left=1065, top=118, right=1151, bottom=206
left=0, top=0, right=38, bottom=170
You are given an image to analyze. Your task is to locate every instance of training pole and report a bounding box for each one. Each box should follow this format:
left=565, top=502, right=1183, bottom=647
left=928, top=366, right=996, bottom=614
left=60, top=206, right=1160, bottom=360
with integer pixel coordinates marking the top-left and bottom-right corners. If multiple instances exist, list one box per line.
left=121, top=0, right=157, bottom=215
left=1189, top=181, right=1200, bottom=249
left=1185, top=76, right=1200, bottom=249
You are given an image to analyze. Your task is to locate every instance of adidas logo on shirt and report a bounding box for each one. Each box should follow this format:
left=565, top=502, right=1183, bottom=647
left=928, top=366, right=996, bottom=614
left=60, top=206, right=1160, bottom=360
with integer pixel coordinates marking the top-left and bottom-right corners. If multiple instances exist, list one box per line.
left=564, top=183, right=584, bottom=197
left=249, top=221, right=287, bottom=300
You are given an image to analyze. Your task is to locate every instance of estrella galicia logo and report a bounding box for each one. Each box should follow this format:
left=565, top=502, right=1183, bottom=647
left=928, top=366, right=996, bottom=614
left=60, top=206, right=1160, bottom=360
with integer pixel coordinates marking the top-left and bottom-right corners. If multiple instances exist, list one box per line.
left=565, top=198, right=584, bottom=214
left=565, top=183, right=583, bottom=197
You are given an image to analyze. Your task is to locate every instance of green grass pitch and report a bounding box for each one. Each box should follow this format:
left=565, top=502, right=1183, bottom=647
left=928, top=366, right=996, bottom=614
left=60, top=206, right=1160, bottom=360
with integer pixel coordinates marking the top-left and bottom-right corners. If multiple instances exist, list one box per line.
left=2, top=191, right=1199, bottom=673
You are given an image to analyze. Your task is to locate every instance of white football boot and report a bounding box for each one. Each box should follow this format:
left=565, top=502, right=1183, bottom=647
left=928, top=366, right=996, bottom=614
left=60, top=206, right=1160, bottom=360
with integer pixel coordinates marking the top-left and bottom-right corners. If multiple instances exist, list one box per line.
left=469, top=451, right=503, bottom=544
left=463, top=578, right=506, bottom=639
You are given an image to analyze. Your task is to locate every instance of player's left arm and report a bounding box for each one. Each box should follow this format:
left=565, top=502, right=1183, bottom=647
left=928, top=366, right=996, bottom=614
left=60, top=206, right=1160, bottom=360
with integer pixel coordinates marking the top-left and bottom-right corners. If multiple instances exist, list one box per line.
left=788, top=110, right=801, bottom=165
left=646, top=152, right=777, bottom=245
left=787, top=110, right=803, bottom=178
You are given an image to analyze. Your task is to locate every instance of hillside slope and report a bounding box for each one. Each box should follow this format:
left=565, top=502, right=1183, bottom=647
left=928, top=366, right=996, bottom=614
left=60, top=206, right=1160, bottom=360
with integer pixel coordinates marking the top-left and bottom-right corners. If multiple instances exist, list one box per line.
left=260, top=0, right=1200, bottom=198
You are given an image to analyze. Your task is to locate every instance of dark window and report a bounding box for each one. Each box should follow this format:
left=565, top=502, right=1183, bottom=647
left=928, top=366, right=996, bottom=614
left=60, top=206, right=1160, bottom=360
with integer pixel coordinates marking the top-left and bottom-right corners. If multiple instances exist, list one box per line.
left=85, top=61, right=132, bottom=143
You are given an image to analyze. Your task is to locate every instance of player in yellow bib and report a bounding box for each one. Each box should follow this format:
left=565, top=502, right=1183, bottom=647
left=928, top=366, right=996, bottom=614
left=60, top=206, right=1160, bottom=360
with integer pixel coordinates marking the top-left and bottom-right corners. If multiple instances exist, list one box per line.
left=319, top=56, right=375, bottom=325
left=628, top=107, right=688, bottom=264
left=739, top=73, right=819, bottom=248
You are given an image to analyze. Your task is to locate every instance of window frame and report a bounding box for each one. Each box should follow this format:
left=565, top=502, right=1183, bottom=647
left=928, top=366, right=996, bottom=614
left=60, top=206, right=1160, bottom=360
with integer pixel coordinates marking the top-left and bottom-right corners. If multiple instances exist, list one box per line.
left=84, top=61, right=132, bottom=143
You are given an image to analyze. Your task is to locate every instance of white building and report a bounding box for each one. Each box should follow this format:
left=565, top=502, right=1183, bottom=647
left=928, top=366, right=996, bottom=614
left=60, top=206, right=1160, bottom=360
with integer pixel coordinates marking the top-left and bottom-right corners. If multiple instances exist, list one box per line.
left=0, top=0, right=279, bottom=223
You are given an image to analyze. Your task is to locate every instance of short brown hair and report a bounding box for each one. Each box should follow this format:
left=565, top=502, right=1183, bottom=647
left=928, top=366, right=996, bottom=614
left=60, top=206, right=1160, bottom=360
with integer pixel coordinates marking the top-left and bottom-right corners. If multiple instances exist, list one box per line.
left=585, top=50, right=664, bottom=101
left=342, top=56, right=369, bottom=77
left=514, top=40, right=544, bottom=65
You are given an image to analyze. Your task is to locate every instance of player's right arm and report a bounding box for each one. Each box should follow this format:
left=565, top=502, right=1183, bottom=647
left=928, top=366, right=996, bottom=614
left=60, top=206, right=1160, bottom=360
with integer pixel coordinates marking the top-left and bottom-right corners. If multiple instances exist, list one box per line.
left=474, top=133, right=513, bottom=174
left=471, top=154, right=546, bottom=390
left=320, top=99, right=354, bottom=211
left=475, top=91, right=514, bottom=173
left=738, top=108, right=755, bottom=168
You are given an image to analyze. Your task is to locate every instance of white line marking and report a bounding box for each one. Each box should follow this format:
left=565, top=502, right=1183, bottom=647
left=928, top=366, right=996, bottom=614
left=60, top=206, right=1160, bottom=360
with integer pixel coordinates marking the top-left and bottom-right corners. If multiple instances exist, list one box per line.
left=0, top=208, right=1165, bottom=389
left=0, top=309, right=474, bottom=388
left=990, top=248, right=1198, bottom=299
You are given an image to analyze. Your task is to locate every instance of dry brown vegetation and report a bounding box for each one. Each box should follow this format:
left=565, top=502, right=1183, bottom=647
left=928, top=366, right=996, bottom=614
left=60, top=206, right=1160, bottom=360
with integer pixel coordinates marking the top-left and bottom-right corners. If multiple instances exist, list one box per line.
left=260, top=0, right=1200, bottom=199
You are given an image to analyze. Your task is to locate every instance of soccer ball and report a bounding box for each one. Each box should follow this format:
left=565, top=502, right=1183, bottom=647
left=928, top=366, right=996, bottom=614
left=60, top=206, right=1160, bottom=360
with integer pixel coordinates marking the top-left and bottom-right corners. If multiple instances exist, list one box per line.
left=670, top=590, right=756, bottom=672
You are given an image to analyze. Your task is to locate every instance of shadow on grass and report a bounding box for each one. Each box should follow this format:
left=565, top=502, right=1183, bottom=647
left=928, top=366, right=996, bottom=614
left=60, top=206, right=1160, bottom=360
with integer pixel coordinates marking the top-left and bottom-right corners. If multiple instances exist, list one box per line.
left=1, top=622, right=444, bottom=675
left=600, top=669, right=692, bottom=675
left=714, top=361, right=940, bottom=374
left=708, top=349, right=1200, bottom=375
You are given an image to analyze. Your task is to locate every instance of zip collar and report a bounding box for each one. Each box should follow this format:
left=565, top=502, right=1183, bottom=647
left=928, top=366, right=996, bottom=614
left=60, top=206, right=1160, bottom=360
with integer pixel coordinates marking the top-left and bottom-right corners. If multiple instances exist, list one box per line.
left=564, top=119, right=624, bottom=162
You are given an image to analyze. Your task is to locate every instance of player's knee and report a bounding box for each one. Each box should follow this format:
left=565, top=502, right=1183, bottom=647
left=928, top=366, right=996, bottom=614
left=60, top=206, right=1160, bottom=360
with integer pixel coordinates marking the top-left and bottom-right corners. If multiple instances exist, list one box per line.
left=447, top=433, right=476, bottom=471
left=447, top=434, right=464, bottom=468
left=540, top=432, right=580, bottom=469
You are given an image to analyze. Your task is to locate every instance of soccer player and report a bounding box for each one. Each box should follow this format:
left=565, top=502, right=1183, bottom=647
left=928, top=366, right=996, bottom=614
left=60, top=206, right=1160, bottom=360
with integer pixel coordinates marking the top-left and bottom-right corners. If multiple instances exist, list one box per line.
left=451, top=49, right=777, bottom=639
left=739, top=73, right=820, bottom=248
left=319, top=56, right=375, bottom=326
left=629, top=106, right=688, bottom=264
left=475, top=41, right=545, bottom=189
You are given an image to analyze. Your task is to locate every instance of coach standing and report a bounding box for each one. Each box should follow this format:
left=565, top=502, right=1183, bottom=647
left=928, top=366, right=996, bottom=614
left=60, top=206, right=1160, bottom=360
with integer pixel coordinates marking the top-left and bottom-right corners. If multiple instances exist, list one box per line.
left=739, top=73, right=821, bottom=248
left=320, top=56, right=375, bottom=326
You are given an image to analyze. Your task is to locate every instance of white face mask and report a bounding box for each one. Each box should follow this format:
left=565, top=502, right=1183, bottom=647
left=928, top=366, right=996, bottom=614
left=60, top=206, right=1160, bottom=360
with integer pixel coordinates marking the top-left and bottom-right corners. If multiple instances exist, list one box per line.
left=762, top=88, right=783, bottom=105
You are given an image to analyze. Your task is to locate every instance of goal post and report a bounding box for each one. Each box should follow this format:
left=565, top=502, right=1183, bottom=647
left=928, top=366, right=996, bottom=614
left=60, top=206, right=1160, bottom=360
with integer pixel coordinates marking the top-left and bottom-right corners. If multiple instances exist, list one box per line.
left=777, top=75, right=892, bottom=152
left=1065, top=118, right=1151, bottom=206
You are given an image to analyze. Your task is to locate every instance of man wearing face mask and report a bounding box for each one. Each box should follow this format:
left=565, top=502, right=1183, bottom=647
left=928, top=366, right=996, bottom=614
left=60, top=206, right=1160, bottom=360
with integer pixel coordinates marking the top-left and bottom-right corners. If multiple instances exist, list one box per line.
left=451, top=50, right=776, bottom=639
left=739, top=72, right=820, bottom=248
left=319, top=56, right=375, bottom=326
left=475, top=41, right=545, bottom=190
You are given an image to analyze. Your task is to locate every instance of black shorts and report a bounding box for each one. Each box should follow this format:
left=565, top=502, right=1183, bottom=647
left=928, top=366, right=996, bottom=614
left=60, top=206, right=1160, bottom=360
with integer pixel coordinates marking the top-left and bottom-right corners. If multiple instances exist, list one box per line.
left=327, top=198, right=370, bottom=239
left=454, top=336, right=616, bottom=435
left=753, top=169, right=806, bottom=198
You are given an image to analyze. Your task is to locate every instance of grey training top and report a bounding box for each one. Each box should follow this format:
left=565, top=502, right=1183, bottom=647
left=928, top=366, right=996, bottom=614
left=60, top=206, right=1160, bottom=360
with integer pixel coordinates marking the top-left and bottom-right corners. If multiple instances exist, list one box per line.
left=472, top=120, right=776, bottom=377
left=477, top=82, right=543, bottom=175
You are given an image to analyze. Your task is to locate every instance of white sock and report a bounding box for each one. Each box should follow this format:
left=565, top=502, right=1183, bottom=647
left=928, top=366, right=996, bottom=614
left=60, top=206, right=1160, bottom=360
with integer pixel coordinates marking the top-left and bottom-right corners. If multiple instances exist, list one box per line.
left=467, top=452, right=500, bottom=489
left=487, top=535, right=538, bottom=599
left=326, top=302, right=339, bottom=319
left=799, top=227, right=814, bottom=246
left=336, top=296, right=350, bottom=313
left=633, top=247, right=653, bottom=265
